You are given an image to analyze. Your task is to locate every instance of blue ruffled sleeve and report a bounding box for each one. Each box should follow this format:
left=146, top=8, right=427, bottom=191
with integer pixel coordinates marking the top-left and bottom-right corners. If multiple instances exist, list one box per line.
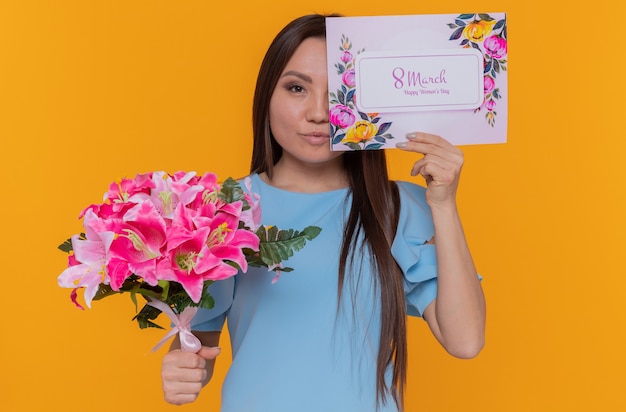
left=189, top=276, right=235, bottom=332
left=391, top=181, right=438, bottom=318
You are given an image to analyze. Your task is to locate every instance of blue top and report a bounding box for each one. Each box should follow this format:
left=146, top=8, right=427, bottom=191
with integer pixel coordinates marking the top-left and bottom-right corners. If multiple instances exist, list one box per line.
left=191, top=173, right=438, bottom=412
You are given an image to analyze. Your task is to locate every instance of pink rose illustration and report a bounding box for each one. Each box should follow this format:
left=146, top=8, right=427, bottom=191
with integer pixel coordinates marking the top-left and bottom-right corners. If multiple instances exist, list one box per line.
left=342, top=69, right=355, bottom=88
left=484, top=35, right=507, bottom=59
left=484, top=75, right=495, bottom=94
left=483, top=99, right=496, bottom=112
left=340, top=50, right=353, bottom=63
left=329, top=104, right=356, bottom=128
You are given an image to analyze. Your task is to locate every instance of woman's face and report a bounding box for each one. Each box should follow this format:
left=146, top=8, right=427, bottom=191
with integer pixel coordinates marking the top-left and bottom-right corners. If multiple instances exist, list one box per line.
left=269, top=37, right=342, bottom=168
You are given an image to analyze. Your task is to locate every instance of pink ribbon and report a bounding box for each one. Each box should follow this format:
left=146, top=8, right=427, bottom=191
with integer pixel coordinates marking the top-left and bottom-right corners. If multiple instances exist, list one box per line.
left=147, top=299, right=201, bottom=353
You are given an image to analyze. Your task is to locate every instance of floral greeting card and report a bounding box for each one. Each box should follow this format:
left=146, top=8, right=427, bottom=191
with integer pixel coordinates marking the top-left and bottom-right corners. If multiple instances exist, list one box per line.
left=326, top=13, right=508, bottom=150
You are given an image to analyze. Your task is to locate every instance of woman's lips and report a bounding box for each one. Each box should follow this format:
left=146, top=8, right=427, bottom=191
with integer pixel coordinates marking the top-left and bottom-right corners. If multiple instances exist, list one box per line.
left=301, top=132, right=330, bottom=146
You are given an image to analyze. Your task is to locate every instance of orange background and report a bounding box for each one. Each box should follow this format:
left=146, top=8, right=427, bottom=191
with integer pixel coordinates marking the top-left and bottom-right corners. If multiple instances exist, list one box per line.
left=1, top=1, right=625, bottom=411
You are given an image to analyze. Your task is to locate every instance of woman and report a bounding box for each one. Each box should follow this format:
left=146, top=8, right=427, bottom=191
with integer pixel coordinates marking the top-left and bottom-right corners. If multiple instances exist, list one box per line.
left=160, top=14, right=485, bottom=412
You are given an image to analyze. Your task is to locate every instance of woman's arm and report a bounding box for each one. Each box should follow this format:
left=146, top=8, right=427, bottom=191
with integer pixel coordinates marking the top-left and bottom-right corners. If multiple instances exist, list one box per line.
left=397, top=132, right=486, bottom=358
left=422, top=206, right=485, bottom=358
left=161, top=331, right=222, bottom=405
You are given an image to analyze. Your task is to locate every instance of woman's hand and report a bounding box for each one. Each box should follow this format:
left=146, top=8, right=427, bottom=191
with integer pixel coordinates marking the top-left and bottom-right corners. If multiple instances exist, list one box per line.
left=396, top=132, right=464, bottom=209
left=162, top=333, right=221, bottom=405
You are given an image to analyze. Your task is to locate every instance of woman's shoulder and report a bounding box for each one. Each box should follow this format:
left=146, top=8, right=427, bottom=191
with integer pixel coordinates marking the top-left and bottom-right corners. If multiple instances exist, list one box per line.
left=392, top=180, right=434, bottom=251
left=393, top=180, right=433, bottom=228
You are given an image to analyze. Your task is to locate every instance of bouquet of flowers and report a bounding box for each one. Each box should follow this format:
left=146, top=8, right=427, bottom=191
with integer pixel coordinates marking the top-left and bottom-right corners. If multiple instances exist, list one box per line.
left=57, top=171, right=321, bottom=351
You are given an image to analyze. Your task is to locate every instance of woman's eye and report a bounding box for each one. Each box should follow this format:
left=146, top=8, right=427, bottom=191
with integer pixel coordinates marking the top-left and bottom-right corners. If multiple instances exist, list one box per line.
left=288, top=84, right=305, bottom=93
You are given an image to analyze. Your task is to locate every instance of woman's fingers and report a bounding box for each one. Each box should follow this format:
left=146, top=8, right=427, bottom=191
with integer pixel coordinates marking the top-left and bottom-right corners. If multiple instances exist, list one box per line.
left=397, top=132, right=464, bottom=206
left=402, top=132, right=463, bottom=160
left=161, top=347, right=220, bottom=405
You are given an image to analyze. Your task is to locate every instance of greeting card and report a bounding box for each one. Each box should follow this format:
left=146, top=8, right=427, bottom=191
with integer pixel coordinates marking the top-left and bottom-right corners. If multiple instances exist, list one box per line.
left=326, top=13, right=508, bottom=150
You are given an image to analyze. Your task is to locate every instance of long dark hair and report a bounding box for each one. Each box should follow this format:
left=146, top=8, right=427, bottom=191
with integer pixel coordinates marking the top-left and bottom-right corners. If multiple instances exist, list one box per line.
left=250, top=14, right=407, bottom=410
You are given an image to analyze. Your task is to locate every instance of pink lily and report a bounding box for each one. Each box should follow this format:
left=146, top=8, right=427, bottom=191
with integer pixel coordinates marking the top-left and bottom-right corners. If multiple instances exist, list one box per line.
left=160, top=202, right=259, bottom=303
left=163, top=227, right=213, bottom=303
left=130, top=171, right=206, bottom=219
left=57, top=209, right=115, bottom=308
left=203, top=202, right=260, bottom=274
left=104, top=173, right=154, bottom=213
left=107, top=201, right=167, bottom=289
left=240, top=177, right=262, bottom=231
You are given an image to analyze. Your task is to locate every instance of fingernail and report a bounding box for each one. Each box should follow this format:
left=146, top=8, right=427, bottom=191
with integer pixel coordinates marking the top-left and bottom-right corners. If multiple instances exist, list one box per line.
left=396, top=142, right=407, bottom=149
left=406, top=132, right=417, bottom=140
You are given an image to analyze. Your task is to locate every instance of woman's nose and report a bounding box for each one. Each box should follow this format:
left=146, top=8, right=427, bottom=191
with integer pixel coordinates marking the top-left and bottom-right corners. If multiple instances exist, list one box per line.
left=306, top=91, right=329, bottom=123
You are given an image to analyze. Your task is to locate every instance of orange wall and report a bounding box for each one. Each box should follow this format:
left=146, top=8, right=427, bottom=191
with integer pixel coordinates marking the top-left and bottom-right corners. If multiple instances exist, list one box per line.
left=1, top=1, right=625, bottom=411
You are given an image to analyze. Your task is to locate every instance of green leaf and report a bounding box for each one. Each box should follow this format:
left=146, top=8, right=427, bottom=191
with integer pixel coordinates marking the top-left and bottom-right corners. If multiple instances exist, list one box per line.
left=493, top=19, right=505, bottom=31
left=218, top=177, right=245, bottom=203
left=130, top=290, right=139, bottom=312
left=449, top=27, right=464, bottom=41
left=91, top=275, right=165, bottom=305
left=338, top=90, right=346, bottom=105
left=58, top=238, right=74, bottom=253
left=157, top=280, right=171, bottom=300
left=345, top=142, right=362, bottom=151
left=197, top=291, right=215, bottom=310
left=333, top=133, right=346, bottom=145
left=91, top=284, right=121, bottom=301
left=58, top=233, right=85, bottom=253
left=493, top=59, right=501, bottom=73
left=132, top=304, right=165, bottom=329
left=254, top=225, right=322, bottom=267
left=168, top=293, right=193, bottom=314
left=377, top=122, right=391, bottom=135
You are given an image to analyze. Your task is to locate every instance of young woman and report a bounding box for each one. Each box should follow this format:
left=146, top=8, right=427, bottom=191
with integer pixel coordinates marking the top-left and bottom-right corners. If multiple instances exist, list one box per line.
left=160, top=14, right=485, bottom=412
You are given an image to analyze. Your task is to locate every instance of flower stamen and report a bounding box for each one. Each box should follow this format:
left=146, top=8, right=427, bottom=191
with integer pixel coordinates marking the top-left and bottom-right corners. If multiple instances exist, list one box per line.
left=113, top=182, right=130, bottom=204
left=206, top=222, right=231, bottom=248
left=202, top=188, right=219, bottom=205
left=176, top=252, right=200, bottom=274
left=122, top=229, right=160, bottom=259
left=159, top=191, right=174, bottom=216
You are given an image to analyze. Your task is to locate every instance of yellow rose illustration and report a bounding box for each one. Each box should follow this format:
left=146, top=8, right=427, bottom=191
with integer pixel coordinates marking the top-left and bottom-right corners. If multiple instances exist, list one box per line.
left=342, top=120, right=378, bottom=144
left=462, top=19, right=496, bottom=42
